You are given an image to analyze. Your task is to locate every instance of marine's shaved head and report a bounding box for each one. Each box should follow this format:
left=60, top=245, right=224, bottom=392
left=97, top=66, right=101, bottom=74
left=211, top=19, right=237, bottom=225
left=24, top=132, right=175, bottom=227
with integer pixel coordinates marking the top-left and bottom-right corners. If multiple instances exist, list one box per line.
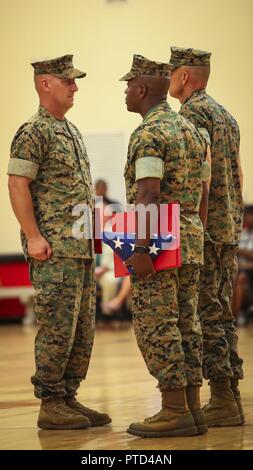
left=183, top=65, right=210, bottom=88
left=138, top=76, right=170, bottom=101
left=169, top=64, right=210, bottom=104
left=124, top=75, right=170, bottom=117
left=140, top=77, right=170, bottom=99
left=34, top=74, right=53, bottom=96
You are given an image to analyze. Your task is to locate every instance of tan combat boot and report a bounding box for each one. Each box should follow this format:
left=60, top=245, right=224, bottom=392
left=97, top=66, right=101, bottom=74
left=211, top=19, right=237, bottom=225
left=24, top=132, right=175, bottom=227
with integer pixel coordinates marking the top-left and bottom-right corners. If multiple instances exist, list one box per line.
left=186, top=386, right=208, bottom=435
left=202, top=378, right=241, bottom=427
left=65, top=396, right=112, bottom=426
left=230, top=378, right=245, bottom=424
left=127, top=388, right=197, bottom=437
left=38, top=397, right=91, bottom=430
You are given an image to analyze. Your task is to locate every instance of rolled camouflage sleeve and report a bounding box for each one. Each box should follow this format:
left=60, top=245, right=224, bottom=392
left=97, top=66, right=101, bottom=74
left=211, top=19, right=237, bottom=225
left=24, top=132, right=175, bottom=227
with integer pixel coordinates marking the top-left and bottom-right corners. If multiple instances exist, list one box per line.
left=7, top=126, right=46, bottom=180
left=132, top=130, right=165, bottom=181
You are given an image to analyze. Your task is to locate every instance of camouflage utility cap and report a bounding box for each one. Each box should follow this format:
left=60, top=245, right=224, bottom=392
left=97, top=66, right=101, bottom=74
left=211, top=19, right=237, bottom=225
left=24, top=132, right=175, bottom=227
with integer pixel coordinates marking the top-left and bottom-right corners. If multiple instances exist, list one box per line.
left=169, top=46, right=211, bottom=70
left=120, top=54, right=170, bottom=81
left=31, top=54, right=86, bottom=79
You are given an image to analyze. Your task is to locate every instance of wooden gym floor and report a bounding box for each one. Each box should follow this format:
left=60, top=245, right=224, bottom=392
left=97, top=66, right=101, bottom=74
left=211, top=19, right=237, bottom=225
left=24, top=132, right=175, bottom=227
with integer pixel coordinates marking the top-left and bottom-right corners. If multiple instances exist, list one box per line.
left=0, top=323, right=252, bottom=450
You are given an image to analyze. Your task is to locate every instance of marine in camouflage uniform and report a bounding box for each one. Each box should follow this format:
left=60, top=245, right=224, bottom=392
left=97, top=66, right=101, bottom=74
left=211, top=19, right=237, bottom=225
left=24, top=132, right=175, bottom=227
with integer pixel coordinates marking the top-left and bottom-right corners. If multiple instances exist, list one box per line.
left=7, top=55, right=111, bottom=429
left=169, top=46, right=244, bottom=426
left=120, top=54, right=209, bottom=437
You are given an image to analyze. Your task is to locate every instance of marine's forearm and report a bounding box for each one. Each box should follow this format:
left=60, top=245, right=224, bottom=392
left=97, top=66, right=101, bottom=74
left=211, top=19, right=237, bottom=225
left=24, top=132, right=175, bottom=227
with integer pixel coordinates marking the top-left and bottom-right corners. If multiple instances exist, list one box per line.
left=135, top=179, right=160, bottom=247
left=8, top=177, right=41, bottom=239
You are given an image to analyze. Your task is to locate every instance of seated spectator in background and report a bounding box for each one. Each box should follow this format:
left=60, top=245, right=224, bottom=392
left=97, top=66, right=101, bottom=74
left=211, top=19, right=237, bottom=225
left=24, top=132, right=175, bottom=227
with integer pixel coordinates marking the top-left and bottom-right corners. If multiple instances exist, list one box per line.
left=103, top=276, right=132, bottom=325
left=232, top=205, right=253, bottom=325
left=95, top=199, right=132, bottom=328
left=96, top=244, right=132, bottom=328
left=95, top=179, right=123, bottom=213
left=96, top=241, right=121, bottom=314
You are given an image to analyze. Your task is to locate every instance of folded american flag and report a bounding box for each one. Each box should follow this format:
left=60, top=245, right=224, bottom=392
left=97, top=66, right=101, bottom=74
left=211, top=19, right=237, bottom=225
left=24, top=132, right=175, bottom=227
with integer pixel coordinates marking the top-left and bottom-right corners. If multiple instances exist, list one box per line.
left=102, top=231, right=174, bottom=274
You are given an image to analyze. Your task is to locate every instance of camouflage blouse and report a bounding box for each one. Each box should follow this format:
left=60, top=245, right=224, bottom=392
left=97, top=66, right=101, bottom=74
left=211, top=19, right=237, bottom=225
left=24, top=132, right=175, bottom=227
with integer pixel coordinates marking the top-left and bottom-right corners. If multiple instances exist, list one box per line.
left=125, top=101, right=208, bottom=265
left=180, top=90, right=243, bottom=245
left=8, top=106, right=94, bottom=259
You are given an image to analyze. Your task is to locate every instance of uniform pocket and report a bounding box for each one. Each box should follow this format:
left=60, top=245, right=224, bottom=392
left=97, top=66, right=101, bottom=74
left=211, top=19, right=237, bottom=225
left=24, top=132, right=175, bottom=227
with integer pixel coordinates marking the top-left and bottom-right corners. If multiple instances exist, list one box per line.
left=32, top=267, right=64, bottom=284
left=31, top=260, right=64, bottom=327
left=149, top=286, right=171, bottom=307
left=53, top=130, right=76, bottom=170
left=132, top=279, right=151, bottom=312
left=132, top=273, right=174, bottom=316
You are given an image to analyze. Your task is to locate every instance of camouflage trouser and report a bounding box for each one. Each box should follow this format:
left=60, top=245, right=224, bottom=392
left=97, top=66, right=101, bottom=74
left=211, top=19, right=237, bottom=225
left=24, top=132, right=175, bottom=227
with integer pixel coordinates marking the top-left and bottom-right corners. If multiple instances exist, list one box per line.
left=30, top=256, right=95, bottom=399
left=131, top=265, right=202, bottom=390
left=198, top=242, right=244, bottom=380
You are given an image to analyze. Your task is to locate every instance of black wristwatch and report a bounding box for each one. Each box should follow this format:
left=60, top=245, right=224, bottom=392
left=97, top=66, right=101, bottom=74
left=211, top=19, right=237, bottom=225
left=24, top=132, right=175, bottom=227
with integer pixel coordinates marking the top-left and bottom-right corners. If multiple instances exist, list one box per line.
left=133, top=245, right=150, bottom=255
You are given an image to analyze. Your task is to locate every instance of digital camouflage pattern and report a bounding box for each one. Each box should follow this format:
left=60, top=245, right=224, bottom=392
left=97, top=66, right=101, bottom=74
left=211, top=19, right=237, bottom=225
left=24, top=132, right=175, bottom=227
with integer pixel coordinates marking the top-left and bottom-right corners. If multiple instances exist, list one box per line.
left=125, top=101, right=207, bottom=265
left=119, top=54, right=171, bottom=81
left=125, top=101, right=206, bottom=388
left=8, top=106, right=94, bottom=259
left=169, top=46, right=211, bottom=70
left=198, top=242, right=243, bottom=380
left=179, top=89, right=244, bottom=382
left=31, top=54, right=86, bottom=79
left=131, top=266, right=202, bottom=389
left=8, top=104, right=96, bottom=400
left=180, top=90, right=243, bottom=245
left=30, top=256, right=96, bottom=399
